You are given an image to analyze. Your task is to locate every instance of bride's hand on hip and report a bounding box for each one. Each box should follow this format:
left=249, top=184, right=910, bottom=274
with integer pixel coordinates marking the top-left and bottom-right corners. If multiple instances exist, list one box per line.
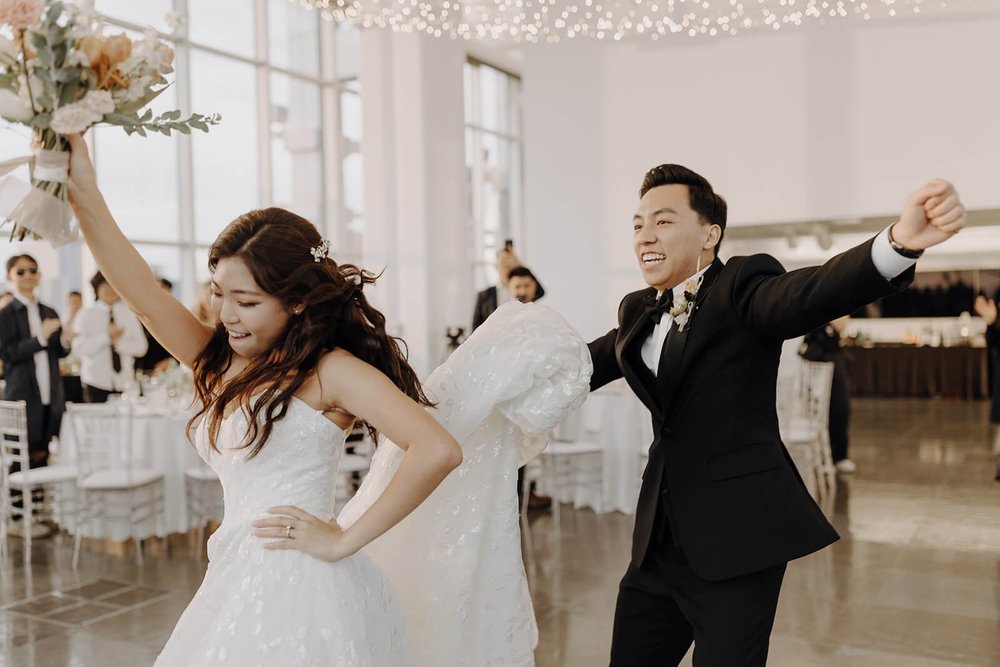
left=253, top=505, right=357, bottom=563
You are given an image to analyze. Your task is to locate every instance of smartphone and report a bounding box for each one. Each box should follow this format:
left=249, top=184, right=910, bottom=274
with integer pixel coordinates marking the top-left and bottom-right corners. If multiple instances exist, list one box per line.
left=504, top=239, right=514, bottom=252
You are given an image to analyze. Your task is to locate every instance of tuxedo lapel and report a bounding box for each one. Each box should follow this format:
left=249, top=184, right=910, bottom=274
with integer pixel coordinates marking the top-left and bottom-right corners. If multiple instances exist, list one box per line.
left=616, top=289, right=663, bottom=419
left=656, top=321, right=686, bottom=414
left=655, top=259, right=725, bottom=417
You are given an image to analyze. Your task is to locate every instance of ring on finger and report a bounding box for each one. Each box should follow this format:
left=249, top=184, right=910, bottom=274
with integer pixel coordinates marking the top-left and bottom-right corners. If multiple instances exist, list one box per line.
left=285, top=525, right=293, bottom=539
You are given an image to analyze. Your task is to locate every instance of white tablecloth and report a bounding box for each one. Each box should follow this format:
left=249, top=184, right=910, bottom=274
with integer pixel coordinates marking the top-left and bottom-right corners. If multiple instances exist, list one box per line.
left=56, top=402, right=209, bottom=540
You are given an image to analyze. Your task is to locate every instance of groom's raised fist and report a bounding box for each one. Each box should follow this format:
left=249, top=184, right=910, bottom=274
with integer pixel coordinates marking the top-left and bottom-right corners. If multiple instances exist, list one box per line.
left=891, top=178, right=966, bottom=251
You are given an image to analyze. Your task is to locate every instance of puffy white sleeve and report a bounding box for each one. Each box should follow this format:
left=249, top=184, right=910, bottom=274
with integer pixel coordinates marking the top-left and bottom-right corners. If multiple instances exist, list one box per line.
left=338, top=302, right=592, bottom=667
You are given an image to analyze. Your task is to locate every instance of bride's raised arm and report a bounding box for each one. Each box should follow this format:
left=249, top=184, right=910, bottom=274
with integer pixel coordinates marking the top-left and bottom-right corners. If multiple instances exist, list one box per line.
left=65, top=133, right=214, bottom=367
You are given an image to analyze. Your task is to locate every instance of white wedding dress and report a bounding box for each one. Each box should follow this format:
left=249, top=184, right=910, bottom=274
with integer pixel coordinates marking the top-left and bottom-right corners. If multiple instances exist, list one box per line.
left=154, top=303, right=592, bottom=667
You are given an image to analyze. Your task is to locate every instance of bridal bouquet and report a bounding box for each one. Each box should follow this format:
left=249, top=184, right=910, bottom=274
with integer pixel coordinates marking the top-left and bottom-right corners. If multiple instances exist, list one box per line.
left=0, top=0, right=220, bottom=244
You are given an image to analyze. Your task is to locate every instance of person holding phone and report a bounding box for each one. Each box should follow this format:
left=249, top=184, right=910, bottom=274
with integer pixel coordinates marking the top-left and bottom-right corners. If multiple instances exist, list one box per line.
left=471, top=240, right=546, bottom=331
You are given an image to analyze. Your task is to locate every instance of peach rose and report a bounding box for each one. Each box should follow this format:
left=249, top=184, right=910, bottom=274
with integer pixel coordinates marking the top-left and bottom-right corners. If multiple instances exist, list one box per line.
left=104, top=34, right=132, bottom=65
left=77, top=35, right=103, bottom=64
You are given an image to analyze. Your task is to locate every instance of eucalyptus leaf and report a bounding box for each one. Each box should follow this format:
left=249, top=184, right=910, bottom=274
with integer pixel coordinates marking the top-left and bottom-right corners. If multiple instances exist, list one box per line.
left=29, top=31, right=48, bottom=53
left=31, top=113, right=52, bottom=129
left=58, top=80, right=78, bottom=106
left=104, top=112, right=141, bottom=125
left=47, top=26, right=66, bottom=48
left=115, top=86, right=167, bottom=115
left=54, top=67, right=79, bottom=83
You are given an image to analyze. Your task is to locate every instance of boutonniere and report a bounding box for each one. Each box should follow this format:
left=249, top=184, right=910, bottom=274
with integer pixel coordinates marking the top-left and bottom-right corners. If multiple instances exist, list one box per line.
left=668, top=274, right=704, bottom=332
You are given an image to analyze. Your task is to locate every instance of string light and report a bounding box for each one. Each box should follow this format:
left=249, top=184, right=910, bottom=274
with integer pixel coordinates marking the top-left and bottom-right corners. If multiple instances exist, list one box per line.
left=296, top=0, right=976, bottom=42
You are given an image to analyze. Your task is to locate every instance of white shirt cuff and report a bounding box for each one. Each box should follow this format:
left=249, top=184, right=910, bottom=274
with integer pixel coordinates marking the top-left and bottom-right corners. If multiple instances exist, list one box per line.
left=871, top=227, right=918, bottom=280
left=37, top=335, right=48, bottom=347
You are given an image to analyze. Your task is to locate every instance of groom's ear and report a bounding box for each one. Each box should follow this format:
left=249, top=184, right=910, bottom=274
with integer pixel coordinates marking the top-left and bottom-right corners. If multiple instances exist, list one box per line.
left=703, top=224, right=722, bottom=250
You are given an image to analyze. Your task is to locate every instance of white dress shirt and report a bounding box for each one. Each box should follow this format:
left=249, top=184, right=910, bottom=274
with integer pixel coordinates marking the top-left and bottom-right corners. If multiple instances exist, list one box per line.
left=72, top=300, right=148, bottom=392
left=12, top=292, right=51, bottom=406
left=639, top=228, right=917, bottom=375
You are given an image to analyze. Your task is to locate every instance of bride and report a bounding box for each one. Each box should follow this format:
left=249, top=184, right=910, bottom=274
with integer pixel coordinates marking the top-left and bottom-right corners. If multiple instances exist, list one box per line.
left=64, top=134, right=592, bottom=666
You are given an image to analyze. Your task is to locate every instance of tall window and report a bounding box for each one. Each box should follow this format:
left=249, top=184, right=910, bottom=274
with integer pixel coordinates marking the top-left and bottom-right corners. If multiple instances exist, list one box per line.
left=77, top=0, right=363, bottom=305
left=464, top=60, right=522, bottom=289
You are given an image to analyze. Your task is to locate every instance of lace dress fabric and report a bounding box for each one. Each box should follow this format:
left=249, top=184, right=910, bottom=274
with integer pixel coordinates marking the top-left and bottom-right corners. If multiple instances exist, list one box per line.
left=155, top=302, right=591, bottom=667
left=153, top=398, right=410, bottom=666
left=340, top=302, right=593, bottom=667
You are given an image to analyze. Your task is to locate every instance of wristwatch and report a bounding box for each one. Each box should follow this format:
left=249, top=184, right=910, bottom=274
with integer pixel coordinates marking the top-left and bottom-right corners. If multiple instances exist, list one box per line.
left=887, top=224, right=924, bottom=259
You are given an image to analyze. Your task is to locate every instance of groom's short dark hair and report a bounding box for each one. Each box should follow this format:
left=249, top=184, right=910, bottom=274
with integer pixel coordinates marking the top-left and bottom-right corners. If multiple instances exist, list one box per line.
left=640, top=164, right=727, bottom=256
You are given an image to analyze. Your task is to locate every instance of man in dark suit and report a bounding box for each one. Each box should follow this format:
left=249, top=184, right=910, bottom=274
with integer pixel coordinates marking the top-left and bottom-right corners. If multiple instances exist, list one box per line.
left=472, top=249, right=546, bottom=331
left=135, top=277, right=176, bottom=375
left=0, top=254, right=72, bottom=525
left=973, top=294, right=1000, bottom=481
left=588, top=164, right=966, bottom=666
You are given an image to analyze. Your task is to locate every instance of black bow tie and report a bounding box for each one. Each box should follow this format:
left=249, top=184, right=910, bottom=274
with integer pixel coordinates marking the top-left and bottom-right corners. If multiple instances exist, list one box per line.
left=643, top=291, right=674, bottom=325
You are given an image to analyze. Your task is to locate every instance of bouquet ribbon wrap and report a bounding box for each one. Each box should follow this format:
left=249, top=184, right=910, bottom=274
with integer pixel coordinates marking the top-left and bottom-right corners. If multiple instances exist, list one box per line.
left=0, top=148, right=78, bottom=246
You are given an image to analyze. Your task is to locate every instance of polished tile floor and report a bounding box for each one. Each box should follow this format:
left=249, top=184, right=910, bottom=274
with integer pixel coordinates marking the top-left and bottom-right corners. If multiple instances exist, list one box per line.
left=3, top=398, right=999, bottom=666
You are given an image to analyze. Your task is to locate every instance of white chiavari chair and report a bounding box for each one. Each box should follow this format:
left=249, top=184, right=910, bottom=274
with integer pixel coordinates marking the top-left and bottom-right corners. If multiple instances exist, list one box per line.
left=68, top=401, right=165, bottom=568
left=0, top=400, right=79, bottom=564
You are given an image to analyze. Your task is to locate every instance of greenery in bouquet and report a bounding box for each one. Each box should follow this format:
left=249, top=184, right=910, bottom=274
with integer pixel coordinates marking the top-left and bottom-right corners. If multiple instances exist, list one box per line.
left=0, top=0, right=220, bottom=243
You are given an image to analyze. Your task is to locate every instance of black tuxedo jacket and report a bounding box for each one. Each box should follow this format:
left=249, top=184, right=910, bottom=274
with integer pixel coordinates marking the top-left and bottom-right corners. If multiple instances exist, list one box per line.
left=0, top=299, right=70, bottom=437
left=588, top=237, right=913, bottom=581
left=472, top=279, right=547, bottom=331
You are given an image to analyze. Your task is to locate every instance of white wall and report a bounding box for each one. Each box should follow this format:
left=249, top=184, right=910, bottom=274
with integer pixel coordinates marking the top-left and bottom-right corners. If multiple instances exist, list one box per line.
left=360, top=30, right=471, bottom=376
left=520, top=12, right=1000, bottom=339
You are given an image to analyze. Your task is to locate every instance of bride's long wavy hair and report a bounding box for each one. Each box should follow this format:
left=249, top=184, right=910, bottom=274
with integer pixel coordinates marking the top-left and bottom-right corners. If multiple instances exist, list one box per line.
left=188, top=207, right=433, bottom=458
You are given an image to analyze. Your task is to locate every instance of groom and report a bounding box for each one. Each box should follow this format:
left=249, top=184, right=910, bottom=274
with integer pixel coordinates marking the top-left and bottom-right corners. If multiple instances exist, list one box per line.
left=587, top=164, right=966, bottom=666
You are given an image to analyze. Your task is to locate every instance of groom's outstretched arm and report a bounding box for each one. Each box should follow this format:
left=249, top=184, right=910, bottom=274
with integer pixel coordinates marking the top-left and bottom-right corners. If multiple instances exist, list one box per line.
left=733, top=179, right=965, bottom=340
left=729, top=235, right=909, bottom=341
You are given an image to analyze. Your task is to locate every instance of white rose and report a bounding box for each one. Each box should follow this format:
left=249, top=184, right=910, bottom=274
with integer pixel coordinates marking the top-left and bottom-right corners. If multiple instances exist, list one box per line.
left=123, top=78, right=148, bottom=103
left=0, top=88, right=33, bottom=122
left=64, top=48, right=90, bottom=68
left=81, top=89, right=114, bottom=115
left=50, top=102, right=101, bottom=134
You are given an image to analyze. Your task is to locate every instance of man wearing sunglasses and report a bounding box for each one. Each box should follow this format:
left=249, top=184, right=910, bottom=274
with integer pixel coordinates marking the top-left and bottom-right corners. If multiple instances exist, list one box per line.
left=0, top=255, right=72, bottom=537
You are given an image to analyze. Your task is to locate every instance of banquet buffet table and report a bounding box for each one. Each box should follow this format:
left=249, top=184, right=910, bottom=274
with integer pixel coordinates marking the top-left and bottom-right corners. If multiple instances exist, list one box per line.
left=842, top=345, right=989, bottom=400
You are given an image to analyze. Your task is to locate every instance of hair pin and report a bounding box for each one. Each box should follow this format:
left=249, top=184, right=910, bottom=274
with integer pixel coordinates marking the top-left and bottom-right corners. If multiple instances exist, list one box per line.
left=310, top=239, right=331, bottom=263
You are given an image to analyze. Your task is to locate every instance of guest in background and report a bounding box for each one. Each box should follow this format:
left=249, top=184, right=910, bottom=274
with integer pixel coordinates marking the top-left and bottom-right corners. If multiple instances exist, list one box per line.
left=800, top=317, right=856, bottom=474
left=973, top=295, right=1000, bottom=481
left=472, top=248, right=545, bottom=331
left=192, top=280, right=218, bottom=327
left=136, top=278, right=176, bottom=375
left=59, top=290, right=85, bottom=404
left=0, top=291, right=10, bottom=377
left=0, top=255, right=72, bottom=538
left=66, top=290, right=83, bottom=330
left=72, top=271, right=147, bottom=402
left=507, top=266, right=541, bottom=304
